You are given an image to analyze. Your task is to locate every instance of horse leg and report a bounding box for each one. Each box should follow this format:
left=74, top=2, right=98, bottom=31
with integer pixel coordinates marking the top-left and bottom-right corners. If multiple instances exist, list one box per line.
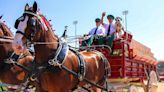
left=35, top=87, right=47, bottom=92
left=36, top=87, right=49, bottom=92
left=34, top=82, right=47, bottom=92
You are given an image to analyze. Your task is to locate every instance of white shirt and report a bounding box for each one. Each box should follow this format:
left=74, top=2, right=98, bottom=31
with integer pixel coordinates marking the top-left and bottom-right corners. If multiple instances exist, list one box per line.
left=104, top=23, right=116, bottom=35
left=114, top=30, right=124, bottom=40
left=88, top=24, right=105, bottom=36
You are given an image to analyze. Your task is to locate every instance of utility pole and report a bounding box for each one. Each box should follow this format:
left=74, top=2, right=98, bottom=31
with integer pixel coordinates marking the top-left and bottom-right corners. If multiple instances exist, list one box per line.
left=73, top=21, right=78, bottom=47
left=122, top=10, right=128, bottom=31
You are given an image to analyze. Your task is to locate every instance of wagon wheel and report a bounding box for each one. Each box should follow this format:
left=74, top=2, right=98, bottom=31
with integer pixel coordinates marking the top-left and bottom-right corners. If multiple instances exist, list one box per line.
left=147, top=70, right=158, bottom=92
left=128, top=85, right=138, bottom=92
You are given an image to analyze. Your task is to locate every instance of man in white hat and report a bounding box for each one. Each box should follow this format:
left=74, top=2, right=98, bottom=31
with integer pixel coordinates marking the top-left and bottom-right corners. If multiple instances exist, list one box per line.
left=82, top=18, right=105, bottom=46
left=101, top=12, right=116, bottom=47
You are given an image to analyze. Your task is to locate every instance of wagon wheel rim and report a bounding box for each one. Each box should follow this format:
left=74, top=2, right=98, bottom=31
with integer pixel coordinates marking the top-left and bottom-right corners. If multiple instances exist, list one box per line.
left=148, top=70, right=158, bottom=92
left=128, top=85, right=138, bottom=92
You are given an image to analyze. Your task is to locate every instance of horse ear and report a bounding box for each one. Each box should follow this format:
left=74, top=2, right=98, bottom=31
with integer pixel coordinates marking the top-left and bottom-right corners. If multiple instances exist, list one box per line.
left=0, top=15, right=3, bottom=19
left=33, top=1, right=37, bottom=13
left=25, top=3, right=29, bottom=11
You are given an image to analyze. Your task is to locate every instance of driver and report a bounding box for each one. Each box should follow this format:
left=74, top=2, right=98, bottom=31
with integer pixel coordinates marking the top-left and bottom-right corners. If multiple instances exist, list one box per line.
left=82, top=18, right=105, bottom=46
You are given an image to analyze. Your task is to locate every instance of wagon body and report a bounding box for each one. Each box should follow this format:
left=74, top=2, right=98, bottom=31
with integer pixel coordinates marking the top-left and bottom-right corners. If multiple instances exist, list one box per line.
left=98, top=42, right=156, bottom=79
left=79, top=31, right=158, bottom=91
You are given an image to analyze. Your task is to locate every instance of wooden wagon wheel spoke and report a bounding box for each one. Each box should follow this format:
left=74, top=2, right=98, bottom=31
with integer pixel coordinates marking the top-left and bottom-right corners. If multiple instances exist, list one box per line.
left=128, top=85, right=138, bottom=92
left=147, top=70, right=158, bottom=92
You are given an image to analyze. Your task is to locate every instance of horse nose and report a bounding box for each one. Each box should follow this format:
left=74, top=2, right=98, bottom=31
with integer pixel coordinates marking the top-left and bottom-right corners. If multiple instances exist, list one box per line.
left=12, top=40, right=21, bottom=47
left=17, top=45, right=23, bottom=50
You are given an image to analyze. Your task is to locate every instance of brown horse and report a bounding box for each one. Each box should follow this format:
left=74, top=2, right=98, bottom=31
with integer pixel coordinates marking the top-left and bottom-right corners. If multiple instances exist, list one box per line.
left=0, top=21, right=33, bottom=91
left=12, top=2, right=110, bottom=92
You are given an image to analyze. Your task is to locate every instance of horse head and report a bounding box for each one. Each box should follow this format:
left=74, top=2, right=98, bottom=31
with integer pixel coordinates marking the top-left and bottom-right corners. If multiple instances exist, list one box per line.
left=0, top=22, right=13, bottom=37
left=13, top=2, right=58, bottom=63
left=0, top=27, right=4, bottom=36
left=0, top=22, right=13, bottom=62
left=0, top=20, right=14, bottom=61
left=0, top=19, right=33, bottom=90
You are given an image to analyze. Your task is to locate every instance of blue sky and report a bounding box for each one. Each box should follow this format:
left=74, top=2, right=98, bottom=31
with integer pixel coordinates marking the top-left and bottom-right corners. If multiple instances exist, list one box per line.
left=0, top=0, right=164, bottom=60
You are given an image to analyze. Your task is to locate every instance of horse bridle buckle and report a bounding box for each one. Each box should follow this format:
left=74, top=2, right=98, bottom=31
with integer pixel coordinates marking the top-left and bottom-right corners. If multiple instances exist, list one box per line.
left=48, top=59, right=62, bottom=67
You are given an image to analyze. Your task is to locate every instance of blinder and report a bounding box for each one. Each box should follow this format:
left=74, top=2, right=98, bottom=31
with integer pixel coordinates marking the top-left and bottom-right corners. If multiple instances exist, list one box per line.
left=28, top=17, right=38, bottom=41
left=15, top=14, right=39, bottom=42
left=14, top=16, right=25, bottom=29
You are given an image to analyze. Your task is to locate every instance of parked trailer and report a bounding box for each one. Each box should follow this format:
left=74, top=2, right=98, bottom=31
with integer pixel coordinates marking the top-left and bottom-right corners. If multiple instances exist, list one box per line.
left=79, top=31, right=158, bottom=92
left=156, top=61, right=164, bottom=82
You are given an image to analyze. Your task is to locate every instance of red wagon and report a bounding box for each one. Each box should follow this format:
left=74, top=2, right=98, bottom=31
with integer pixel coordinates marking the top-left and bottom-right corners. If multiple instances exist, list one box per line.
left=79, top=31, right=158, bottom=92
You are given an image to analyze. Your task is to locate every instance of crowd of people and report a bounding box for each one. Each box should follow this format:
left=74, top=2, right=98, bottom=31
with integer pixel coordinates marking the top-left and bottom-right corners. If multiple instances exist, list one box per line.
left=82, top=12, right=125, bottom=47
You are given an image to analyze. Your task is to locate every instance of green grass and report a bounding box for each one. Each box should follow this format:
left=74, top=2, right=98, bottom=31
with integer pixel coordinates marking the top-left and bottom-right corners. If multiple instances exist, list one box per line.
left=0, top=81, right=36, bottom=92
left=0, top=81, right=8, bottom=91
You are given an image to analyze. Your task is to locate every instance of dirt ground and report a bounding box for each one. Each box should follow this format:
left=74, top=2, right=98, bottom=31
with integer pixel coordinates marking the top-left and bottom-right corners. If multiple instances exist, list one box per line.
left=137, top=82, right=164, bottom=92
left=156, top=82, right=164, bottom=92
left=153, top=82, right=164, bottom=92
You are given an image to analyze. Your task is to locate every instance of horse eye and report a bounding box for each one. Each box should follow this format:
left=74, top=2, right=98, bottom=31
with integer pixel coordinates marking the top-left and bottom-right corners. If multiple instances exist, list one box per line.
left=30, top=18, right=36, bottom=26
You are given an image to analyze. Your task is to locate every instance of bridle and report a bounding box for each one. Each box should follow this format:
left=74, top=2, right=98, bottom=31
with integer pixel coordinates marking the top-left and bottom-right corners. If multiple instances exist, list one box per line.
left=14, top=11, right=111, bottom=91
left=14, top=11, right=62, bottom=88
left=15, top=11, right=48, bottom=43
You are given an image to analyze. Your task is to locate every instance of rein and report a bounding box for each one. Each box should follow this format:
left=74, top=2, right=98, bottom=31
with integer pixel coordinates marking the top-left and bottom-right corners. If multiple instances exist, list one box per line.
left=0, top=24, right=34, bottom=91
left=15, top=11, right=110, bottom=91
left=4, top=52, right=31, bottom=73
left=0, top=52, right=33, bottom=91
left=0, top=36, right=13, bottom=39
left=0, top=38, right=13, bottom=43
left=60, top=64, right=108, bottom=90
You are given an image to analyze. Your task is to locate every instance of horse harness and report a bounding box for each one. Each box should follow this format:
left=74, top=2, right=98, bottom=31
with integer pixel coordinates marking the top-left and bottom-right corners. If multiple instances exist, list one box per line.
left=14, top=11, right=110, bottom=91
left=0, top=51, right=33, bottom=91
left=26, top=38, right=110, bottom=91
left=3, top=52, right=31, bottom=72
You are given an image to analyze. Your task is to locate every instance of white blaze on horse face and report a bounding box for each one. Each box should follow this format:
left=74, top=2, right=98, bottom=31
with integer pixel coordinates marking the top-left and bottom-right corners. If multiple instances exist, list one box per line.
left=14, top=16, right=29, bottom=42
left=18, top=16, right=29, bottom=35
left=12, top=16, right=29, bottom=54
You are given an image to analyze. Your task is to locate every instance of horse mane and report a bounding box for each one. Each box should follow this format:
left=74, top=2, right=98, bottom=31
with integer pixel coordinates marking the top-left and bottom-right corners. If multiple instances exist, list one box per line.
left=11, top=3, right=110, bottom=91
left=39, top=14, right=51, bottom=29
left=0, top=23, right=13, bottom=37
left=38, top=14, right=58, bottom=39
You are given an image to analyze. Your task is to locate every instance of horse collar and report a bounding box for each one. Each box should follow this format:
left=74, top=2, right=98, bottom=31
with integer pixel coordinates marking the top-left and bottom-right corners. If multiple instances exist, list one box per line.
left=48, top=38, right=69, bottom=67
